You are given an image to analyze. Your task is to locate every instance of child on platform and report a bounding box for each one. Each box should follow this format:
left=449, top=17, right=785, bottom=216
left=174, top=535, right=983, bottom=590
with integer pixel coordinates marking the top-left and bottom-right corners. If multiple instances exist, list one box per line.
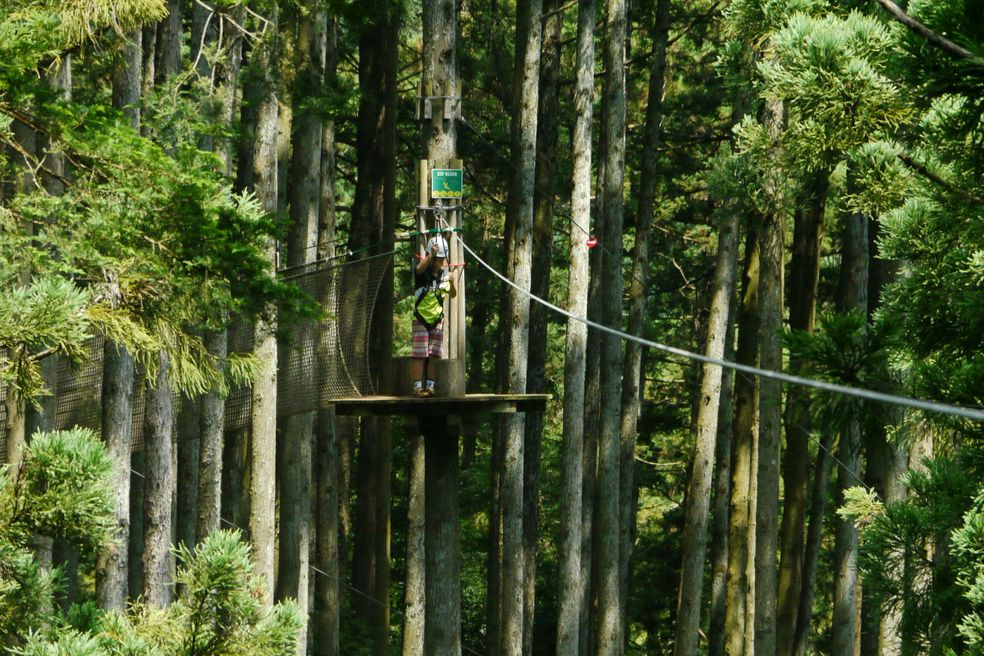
left=412, top=232, right=456, bottom=396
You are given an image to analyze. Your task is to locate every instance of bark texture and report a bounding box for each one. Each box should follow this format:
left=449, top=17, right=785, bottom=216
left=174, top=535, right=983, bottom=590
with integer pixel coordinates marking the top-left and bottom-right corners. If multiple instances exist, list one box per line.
left=403, top=433, right=426, bottom=656
left=423, top=420, right=461, bottom=656
left=247, top=17, right=281, bottom=602
left=724, top=214, right=761, bottom=656
left=831, top=198, right=869, bottom=656
left=96, top=32, right=141, bottom=611
left=142, top=352, right=175, bottom=608
left=314, top=406, right=341, bottom=656
left=620, top=0, right=670, bottom=631
left=674, top=208, right=739, bottom=656
left=501, top=0, right=543, bottom=651
left=777, top=173, right=829, bottom=656
left=754, top=98, right=785, bottom=656
left=522, top=0, right=562, bottom=646
left=312, top=19, right=340, bottom=652
left=596, top=0, right=627, bottom=652
left=197, top=329, right=226, bottom=541
left=554, top=0, right=595, bottom=653
left=708, top=295, right=737, bottom=656
left=420, top=2, right=461, bottom=652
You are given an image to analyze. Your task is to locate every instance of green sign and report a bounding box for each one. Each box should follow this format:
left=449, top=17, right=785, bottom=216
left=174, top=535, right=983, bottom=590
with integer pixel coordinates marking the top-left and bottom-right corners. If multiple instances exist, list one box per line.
left=431, top=168, right=464, bottom=199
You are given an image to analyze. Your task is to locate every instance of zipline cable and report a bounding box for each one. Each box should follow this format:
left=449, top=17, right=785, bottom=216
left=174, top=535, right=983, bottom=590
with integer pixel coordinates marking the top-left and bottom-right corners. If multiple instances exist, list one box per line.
left=452, top=231, right=984, bottom=423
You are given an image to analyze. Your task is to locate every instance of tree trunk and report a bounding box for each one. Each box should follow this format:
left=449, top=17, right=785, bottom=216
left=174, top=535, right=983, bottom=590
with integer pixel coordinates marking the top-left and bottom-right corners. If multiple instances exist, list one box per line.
left=424, top=420, right=461, bottom=656
left=754, top=98, right=785, bottom=656
left=791, top=429, right=836, bottom=656
left=831, top=194, right=869, bottom=656
left=373, top=423, right=393, bottom=656
left=247, top=12, right=281, bottom=602
left=96, top=35, right=141, bottom=608
left=674, top=208, right=739, bottom=656
left=620, top=0, right=670, bottom=632
left=499, top=0, right=543, bottom=651
left=724, top=213, right=761, bottom=656
left=352, top=422, right=378, bottom=616
left=317, top=16, right=339, bottom=263
left=276, top=7, right=326, bottom=648
left=143, top=351, right=175, bottom=608
left=580, top=81, right=607, bottom=656
left=155, top=0, right=182, bottom=85
left=373, top=8, right=398, bottom=652
left=708, top=292, right=737, bottom=656
left=420, top=1, right=461, bottom=652
left=313, top=407, right=341, bottom=656
left=197, top=329, right=226, bottom=541
left=312, top=18, right=340, bottom=653
left=5, top=387, right=25, bottom=476
left=337, top=417, right=355, bottom=602
left=555, top=0, right=595, bottom=653
left=276, top=411, right=312, bottom=641
left=222, top=325, right=251, bottom=532
left=113, top=32, right=142, bottom=128
left=287, top=2, right=326, bottom=267
left=403, top=433, right=426, bottom=656
left=488, top=429, right=505, bottom=655
left=214, top=7, right=244, bottom=176
left=4, top=119, right=35, bottom=426
left=596, top=0, right=627, bottom=651
left=191, top=0, right=218, bottom=80
left=129, top=449, right=145, bottom=599
left=522, top=0, right=562, bottom=648
left=861, top=217, right=904, bottom=656
left=176, top=394, right=201, bottom=553
left=141, top=25, right=156, bottom=94
left=777, top=172, right=829, bottom=656
left=195, top=11, right=240, bottom=528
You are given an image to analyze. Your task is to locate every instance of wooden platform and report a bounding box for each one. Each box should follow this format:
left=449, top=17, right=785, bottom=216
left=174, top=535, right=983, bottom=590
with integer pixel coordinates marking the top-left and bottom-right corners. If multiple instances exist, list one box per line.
left=331, top=394, right=550, bottom=417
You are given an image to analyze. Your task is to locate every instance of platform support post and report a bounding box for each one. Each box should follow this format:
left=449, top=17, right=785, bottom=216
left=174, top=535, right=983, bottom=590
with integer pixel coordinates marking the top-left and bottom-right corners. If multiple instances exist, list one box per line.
left=422, top=414, right=461, bottom=655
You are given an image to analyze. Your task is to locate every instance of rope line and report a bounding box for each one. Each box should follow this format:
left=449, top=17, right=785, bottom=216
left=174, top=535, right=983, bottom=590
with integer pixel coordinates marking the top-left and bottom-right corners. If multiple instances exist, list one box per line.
left=453, top=232, right=984, bottom=423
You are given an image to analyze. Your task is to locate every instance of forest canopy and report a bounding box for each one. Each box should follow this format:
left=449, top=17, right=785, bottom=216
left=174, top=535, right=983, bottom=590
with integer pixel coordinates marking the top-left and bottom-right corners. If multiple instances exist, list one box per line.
left=1, top=0, right=983, bottom=655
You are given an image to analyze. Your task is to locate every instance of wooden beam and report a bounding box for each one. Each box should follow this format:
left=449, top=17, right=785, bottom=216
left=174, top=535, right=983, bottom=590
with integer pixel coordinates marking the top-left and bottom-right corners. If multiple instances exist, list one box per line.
left=331, top=394, right=550, bottom=417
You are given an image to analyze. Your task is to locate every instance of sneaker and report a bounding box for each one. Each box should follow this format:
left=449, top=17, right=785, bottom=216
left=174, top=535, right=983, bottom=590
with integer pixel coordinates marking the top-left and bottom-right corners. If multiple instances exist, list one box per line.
left=425, top=380, right=436, bottom=397
left=413, top=383, right=427, bottom=398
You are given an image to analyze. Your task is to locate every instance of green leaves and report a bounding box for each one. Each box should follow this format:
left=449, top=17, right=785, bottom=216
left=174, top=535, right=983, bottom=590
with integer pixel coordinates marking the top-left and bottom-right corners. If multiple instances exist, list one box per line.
left=783, top=311, right=897, bottom=431
left=954, top=492, right=984, bottom=653
left=8, top=428, right=115, bottom=549
left=0, top=432, right=301, bottom=654
left=0, top=277, right=92, bottom=400
left=857, top=457, right=978, bottom=654
left=0, top=428, right=115, bottom=646
left=757, top=12, right=911, bottom=171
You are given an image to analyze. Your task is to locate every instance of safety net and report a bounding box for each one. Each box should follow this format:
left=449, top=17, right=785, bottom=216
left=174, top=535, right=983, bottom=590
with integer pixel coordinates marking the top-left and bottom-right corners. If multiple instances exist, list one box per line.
left=0, top=252, right=391, bottom=460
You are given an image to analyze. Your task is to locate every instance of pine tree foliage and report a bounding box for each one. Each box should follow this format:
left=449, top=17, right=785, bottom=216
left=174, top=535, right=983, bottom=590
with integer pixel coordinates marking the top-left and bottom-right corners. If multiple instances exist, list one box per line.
left=0, top=278, right=91, bottom=400
left=0, top=0, right=317, bottom=403
left=0, top=428, right=113, bottom=644
left=0, top=428, right=301, bottom=655
left=953, top=491, right=984, bottom=654
left=853, top=457, right=978, bottom=655
left=758, top=11, right=909, bottom=171
left=782, top=312, right=895, bottom=430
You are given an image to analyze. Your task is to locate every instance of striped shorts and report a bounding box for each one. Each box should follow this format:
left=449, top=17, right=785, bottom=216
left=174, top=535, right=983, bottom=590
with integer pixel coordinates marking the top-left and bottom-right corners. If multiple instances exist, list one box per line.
left=412, top=320, right=445, bottom=359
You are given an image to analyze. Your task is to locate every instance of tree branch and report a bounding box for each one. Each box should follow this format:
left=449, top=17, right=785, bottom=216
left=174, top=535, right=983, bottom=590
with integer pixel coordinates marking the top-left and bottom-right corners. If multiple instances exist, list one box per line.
left=874, top=0, right=984, bottom=65
left=667, top=0, right=724, bottom=48
left=897, top=153, right=983, bottom=204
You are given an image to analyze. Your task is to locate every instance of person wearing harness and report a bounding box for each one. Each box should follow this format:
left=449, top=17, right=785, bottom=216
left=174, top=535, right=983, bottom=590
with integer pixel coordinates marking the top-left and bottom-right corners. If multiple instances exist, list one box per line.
left=412, top=231, right=456, bottom=396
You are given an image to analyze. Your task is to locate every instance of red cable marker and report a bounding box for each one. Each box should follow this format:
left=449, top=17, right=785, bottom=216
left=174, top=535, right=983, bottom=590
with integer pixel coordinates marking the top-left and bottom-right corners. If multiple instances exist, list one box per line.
left=586, top=236, right=598, bottom=248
